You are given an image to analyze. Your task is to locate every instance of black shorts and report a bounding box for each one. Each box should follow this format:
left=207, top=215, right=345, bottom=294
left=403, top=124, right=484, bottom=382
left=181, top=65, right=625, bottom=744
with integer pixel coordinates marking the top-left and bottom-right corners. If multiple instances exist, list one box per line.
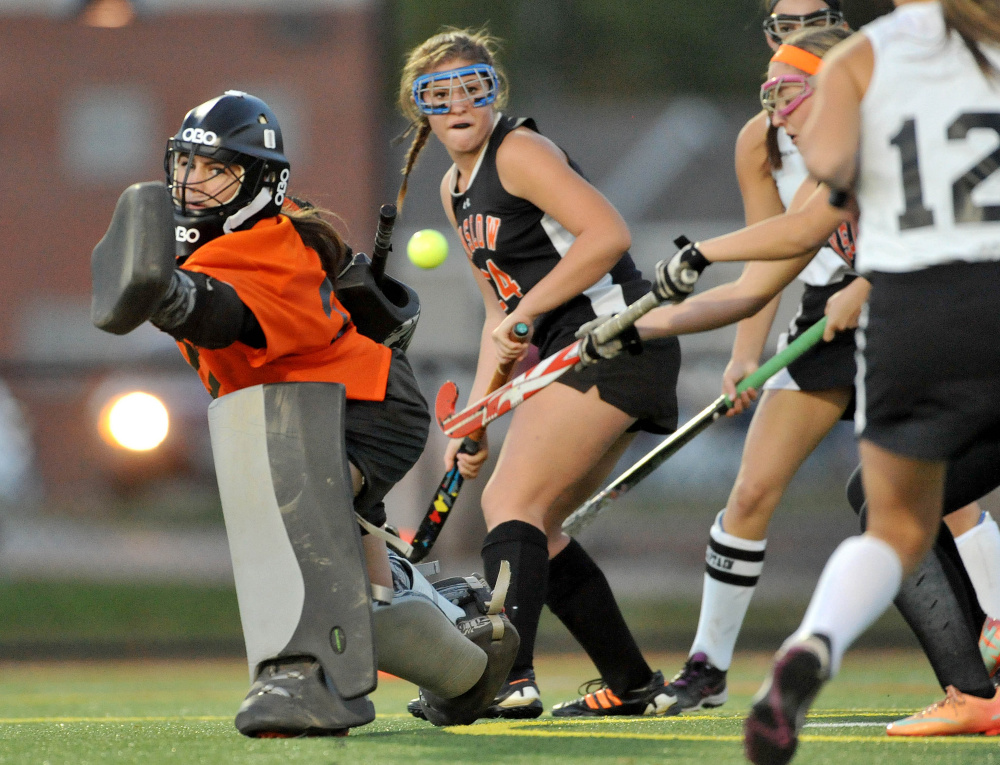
left=764, top=278, right=857, bottom=420
left=858, top=262, right=1000, bottom=461
left=345, top=349, right=430, bottom=526
left=539, top=322, right=681, bottom=435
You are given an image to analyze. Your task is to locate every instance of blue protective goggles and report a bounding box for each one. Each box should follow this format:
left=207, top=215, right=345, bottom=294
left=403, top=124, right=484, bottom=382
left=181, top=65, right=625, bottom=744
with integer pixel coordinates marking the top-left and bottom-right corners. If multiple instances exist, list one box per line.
left=412, top=64, right=498, bottom=115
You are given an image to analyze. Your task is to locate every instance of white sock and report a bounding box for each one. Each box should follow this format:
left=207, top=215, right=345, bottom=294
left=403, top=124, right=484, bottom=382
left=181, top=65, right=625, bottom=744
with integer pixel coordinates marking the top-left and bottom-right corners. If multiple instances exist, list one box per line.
left=955, top=513, right=1000, bottom=618
left=796, top=534, right=903, bottom=675
left=689, top=510, right=766, bottom=671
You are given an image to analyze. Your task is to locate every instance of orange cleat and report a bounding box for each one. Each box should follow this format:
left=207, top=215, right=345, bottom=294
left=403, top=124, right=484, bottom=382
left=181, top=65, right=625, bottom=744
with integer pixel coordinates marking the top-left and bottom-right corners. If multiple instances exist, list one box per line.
left=886, top=685, right=1000, bottom=736
left=980, top=616, right=1000, bottom=679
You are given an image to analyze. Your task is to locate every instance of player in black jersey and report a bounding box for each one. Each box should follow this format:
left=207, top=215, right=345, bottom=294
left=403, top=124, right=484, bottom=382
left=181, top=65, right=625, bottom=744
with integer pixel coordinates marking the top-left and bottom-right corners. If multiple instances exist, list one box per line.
left=396, top=28, right=681, bottom=719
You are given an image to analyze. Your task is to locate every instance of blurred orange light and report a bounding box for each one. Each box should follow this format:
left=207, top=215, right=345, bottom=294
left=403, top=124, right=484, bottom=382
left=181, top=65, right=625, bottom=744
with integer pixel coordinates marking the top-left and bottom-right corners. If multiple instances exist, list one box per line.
left=80, top=0, right=135, bottom=29
left=101, top=392, right=169, bottom=452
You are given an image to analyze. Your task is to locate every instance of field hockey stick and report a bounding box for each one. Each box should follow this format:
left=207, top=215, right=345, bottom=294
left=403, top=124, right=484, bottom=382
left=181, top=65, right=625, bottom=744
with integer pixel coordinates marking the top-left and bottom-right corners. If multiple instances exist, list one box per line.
left=435, top=287, right=668, bottom=439
left=369, top=203, right=397, bottom=286
left=562, top=317, right=828, bottom=536
left=407, top=322, right=531, bottom=563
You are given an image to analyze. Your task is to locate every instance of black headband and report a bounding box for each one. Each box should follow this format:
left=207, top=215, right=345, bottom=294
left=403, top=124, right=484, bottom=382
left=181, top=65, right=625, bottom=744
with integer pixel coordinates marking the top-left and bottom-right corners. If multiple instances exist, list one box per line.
left=768, top=0, right=840, bottom=11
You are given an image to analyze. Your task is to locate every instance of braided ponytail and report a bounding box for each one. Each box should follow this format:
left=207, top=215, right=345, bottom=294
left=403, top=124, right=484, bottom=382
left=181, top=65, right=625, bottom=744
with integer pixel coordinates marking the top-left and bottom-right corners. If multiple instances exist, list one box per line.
left=396, top=122, right=432, bottom=211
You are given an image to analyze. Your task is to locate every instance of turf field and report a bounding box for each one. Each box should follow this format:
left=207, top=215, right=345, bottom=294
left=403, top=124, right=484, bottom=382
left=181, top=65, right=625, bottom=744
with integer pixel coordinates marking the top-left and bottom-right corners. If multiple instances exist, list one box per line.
left=1, top=650, right=997, bottom=764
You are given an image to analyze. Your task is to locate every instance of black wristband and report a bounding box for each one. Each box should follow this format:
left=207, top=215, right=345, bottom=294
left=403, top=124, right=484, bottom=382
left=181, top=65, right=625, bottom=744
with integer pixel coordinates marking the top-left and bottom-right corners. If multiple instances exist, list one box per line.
left=620, top=324, right=643, bottom=356
left=828, top=189, right=849, bottom=209
left=684, top=244, right=710, bottom=274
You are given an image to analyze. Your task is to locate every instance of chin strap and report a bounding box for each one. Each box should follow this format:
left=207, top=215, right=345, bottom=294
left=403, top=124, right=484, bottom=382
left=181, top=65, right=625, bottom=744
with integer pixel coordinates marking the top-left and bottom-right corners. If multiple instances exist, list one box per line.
left=223, top=187, right=274, bottom=234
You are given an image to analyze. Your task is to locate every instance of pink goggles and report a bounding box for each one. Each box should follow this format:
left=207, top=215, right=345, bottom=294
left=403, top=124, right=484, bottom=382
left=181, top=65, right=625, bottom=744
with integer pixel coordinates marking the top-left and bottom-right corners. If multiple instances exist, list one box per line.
left=760, top=74, right=814, bottom=118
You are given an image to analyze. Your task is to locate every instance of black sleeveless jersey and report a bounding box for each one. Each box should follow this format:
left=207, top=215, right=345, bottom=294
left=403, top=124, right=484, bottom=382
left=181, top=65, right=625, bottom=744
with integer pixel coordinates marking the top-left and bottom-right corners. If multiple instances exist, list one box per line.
left=449, top=115, right=652, bottom=352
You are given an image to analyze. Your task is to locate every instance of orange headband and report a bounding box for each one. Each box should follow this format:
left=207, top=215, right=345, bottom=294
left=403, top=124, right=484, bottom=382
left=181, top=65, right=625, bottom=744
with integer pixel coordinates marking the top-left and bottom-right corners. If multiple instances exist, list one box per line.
left=771, top=44, right=823, bottom=75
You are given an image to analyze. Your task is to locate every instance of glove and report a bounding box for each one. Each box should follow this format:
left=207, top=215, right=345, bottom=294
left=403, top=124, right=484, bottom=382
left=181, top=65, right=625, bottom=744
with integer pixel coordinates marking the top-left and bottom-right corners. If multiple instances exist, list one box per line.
left=149, top=269, right=198, bottom=331
left=575, top=315, right=643, bottom=367
left=654, top=236, right=710, bottom=303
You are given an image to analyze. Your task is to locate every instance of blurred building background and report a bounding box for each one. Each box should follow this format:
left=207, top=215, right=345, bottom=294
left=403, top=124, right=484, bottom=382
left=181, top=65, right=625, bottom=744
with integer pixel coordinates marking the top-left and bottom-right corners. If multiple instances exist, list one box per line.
left=1, top=0, right=968, bottom=655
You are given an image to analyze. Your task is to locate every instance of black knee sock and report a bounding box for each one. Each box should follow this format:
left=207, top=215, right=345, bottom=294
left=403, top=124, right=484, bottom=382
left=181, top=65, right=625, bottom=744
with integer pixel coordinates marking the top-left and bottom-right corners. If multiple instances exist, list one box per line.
left=847, top=467, right=993, bottom=698
left=935, top=522, right=987, bottom=631
left=481, top=520, right=549, bottom=677
left=894, top=532, right=994, bottom=698
left=546, top=538, right=653, bottom=695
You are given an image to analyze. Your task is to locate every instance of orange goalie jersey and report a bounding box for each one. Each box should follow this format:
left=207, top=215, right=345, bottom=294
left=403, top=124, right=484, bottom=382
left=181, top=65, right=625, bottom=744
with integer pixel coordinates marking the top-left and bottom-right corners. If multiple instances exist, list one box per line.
left=175, top=216, right=392, bottom=401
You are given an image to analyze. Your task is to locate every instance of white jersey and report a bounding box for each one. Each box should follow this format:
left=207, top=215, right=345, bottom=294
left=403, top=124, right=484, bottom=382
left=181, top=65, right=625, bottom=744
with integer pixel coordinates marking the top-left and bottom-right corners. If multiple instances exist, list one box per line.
left=857, top=1, right=1000, bottom=273
left=772, top=128, right=853, bottom=286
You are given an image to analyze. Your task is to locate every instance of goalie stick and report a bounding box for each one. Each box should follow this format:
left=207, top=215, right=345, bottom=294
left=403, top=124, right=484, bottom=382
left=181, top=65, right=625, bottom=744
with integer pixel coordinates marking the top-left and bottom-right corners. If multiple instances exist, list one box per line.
left=562, top=317, right=828, bottom=536
left=407, top=322, right=529, bottom=562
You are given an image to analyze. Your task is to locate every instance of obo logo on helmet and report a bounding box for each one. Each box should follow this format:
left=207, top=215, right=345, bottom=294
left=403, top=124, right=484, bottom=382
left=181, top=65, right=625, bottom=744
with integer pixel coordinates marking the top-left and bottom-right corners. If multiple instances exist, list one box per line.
left=175, top=226, right=200, bottom=244
left=180, top=128, right=218, bottom=147
left=274, top=168, right=290, bottom=207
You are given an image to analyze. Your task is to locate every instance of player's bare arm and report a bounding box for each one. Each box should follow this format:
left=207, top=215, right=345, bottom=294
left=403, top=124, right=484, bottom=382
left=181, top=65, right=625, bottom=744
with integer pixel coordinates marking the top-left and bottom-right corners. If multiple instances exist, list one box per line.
left=798, top=32, right=873, bottom=189
left=727, top=110, right=790, bottom=408
left=493, top=128, right=630, bottom=337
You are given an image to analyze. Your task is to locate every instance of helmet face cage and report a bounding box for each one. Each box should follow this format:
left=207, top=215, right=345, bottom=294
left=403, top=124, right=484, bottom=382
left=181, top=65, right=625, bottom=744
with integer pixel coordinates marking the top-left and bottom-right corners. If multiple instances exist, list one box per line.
left=165, top=141, right=260, bottom=218
left=412, top=64, right=498, bottom=115
left=760, top=74, right=814, bottom=118
left=763, top=9, right=844, bottom=45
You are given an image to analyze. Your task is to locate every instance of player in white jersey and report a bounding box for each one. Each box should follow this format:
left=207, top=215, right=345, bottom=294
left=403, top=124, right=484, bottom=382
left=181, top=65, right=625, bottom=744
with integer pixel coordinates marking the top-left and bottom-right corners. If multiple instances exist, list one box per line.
left=744, top=2, right=1000, bottom=761
left=649, top=7, right=863, bottom=716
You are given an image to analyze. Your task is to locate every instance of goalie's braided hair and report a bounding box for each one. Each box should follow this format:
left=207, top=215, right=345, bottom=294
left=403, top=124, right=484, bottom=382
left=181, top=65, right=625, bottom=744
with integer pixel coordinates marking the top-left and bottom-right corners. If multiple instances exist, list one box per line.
left=396, top=27, right=508, bottom=212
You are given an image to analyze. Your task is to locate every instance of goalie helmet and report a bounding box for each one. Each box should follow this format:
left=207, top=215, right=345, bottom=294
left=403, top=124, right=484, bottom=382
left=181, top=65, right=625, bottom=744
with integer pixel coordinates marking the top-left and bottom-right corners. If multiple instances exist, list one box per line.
left=164, top=91, right=290, bottom=257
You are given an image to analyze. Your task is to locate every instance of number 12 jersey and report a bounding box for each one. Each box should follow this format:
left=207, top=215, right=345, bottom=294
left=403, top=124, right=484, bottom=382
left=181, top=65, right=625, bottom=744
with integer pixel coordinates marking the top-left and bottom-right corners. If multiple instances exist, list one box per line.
left=857, top=1, right=1000, bottom=273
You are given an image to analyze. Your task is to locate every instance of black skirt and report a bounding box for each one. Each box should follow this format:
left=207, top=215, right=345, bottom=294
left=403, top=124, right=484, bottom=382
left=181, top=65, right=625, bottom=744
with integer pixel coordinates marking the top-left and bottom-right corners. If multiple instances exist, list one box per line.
left=344, top=349, right=430, bottom=526
left=540, top=321, right=681, bottom=436
left=858, top=261, right=1000, bottom=461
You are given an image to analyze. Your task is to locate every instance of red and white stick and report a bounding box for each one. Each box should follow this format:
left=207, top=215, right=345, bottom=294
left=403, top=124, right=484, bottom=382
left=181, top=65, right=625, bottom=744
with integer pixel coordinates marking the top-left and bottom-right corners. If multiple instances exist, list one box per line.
left=435, top=340, right=583, bottom=438
left=436, top=277, right=669, bottom=438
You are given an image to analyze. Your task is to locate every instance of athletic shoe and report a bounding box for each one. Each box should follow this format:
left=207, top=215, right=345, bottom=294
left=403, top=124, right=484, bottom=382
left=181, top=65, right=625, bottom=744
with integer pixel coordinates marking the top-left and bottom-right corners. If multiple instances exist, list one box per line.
left=744, top=634, right=831, bottom=765
left=661, top=652, right=728, bottom=716
left=550, top=670, right=671, bottom=717
left=483, top=670, right=544, bottom=719
left=980, top=617, right=1000, bottom=679
left=886, top=685, right=1000, bottom=736
left=407, top=669, right=543, bottom=721
left=235, top=658, right=375, bottom=738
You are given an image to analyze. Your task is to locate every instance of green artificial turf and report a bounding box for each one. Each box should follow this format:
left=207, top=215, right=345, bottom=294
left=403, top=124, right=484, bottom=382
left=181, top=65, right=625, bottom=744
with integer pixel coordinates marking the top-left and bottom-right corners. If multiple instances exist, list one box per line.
left=0, top=651, right=997, bottom=765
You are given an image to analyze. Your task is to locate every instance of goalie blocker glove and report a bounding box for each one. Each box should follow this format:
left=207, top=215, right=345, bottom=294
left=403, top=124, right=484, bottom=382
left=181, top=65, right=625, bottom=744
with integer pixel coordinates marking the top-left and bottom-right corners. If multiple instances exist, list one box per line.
left=654, top=236, right=710, bottom=303
left=575, top=315, right=643, bottom=367
left=150, top=268, right=263, bottom=350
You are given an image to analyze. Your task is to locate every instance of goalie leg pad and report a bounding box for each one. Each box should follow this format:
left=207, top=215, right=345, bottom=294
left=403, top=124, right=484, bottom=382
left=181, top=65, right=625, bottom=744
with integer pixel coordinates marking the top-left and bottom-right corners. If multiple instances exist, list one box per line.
left=418, top=564, right=520, bottom=726
left=208, top=382, right=377, bottom=733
